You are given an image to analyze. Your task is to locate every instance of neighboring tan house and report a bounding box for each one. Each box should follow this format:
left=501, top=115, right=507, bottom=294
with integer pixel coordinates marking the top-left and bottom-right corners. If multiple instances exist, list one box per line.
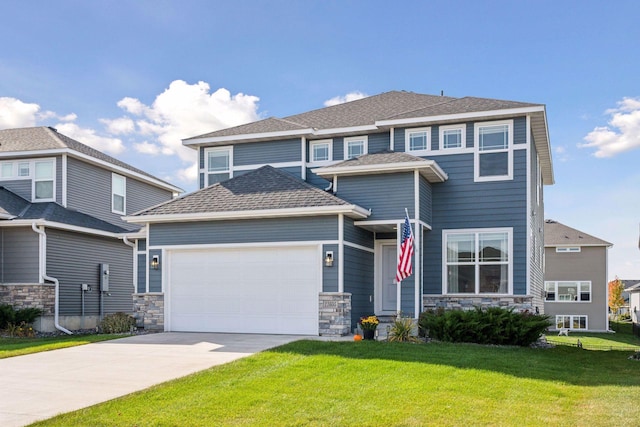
left=544, top=219, right=612, bottom=332
left=125, top=90, right=554, bottom=336
left=0, top=127, right=181, bottom=332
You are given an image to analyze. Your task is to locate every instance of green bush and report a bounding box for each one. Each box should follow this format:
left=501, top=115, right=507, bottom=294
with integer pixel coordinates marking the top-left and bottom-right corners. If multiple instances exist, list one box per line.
left=15, top=307, right=43, bottom=324
left=0, top=305, right=42, bottom=330
left=0, top=304, right=16, bottom=329
left=100, top=312, right=136, bottom=334
left=418, top=306, right=551, bottom=347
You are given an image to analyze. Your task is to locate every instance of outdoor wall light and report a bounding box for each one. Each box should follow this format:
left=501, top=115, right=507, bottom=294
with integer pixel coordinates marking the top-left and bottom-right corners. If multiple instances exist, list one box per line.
left=151, top=255, right=160, bottom=270
left=324, top=251, right=334, bottom=267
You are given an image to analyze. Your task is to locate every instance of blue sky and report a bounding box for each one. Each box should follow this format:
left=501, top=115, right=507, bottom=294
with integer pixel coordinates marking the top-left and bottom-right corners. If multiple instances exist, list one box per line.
left=1, top=1, right=639, bottom=280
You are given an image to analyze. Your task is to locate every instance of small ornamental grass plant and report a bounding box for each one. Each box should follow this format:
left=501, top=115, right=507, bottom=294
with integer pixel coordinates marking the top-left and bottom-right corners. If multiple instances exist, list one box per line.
left=359, top=315, right=379, bottom=330
left=100, top=312, right=136, bottom=334
left=388, top=317, right=419, bottom=342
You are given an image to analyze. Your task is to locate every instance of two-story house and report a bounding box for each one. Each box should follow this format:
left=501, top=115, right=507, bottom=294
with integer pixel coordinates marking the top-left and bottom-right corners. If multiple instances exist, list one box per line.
left=0, top=127, right=181, bottom=332
left=126, top=91, right=553, bottom=336
left=544, top=220, right=612, bottom=332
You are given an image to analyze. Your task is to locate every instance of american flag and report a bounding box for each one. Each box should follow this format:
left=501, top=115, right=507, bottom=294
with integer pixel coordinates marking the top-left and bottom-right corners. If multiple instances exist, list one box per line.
left=396, top=212, right=414, bottom=282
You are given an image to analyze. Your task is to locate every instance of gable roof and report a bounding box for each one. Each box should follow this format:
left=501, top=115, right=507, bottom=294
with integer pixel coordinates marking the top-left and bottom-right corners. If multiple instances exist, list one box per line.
left=313, top=150, right=447, bottom=183
left=544, top=219, right=612, bottom=247
left=0, top=187, right=128, bottom=233
left=0, top=127, right=182, bottom=193
left=125, top=165, right=370, bottom=223
left=183, top=90, right=553, bottom=185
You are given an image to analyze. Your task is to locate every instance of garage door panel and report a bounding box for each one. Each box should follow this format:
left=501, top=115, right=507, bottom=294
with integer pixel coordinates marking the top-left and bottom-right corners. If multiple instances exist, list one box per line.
left=168, top=246, right=319, bottom=335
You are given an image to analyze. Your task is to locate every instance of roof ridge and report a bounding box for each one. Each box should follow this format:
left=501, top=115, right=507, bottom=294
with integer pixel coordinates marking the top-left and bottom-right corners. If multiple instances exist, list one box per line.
left=380, top=96, right=460, bottom=120
left=42, top=126, right=68, bottom=148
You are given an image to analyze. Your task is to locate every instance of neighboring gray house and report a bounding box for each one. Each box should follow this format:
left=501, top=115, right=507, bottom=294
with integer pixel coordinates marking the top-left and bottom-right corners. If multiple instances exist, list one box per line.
left=126, top=91, right=553, bottom=336
left=544, top=220, right=612, bottom=332
left=624, top=281, right=640, bottom=326
left=0, top=127, right=181, bottom=332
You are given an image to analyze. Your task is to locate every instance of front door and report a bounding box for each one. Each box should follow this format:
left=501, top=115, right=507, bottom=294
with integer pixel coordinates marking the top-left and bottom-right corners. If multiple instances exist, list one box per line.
left=380, top=243, right=397, bottom=313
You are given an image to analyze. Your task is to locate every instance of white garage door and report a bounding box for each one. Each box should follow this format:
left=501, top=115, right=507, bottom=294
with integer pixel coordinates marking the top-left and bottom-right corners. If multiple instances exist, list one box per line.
left=167, top=245, right=319, bottom=335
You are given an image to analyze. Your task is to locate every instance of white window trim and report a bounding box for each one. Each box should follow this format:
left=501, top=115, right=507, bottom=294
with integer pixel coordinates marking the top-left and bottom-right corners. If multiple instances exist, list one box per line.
left=555, top=314, right=588, bottom=330
left=344, top=136, right=368, bottom=160
left=439, top=124, right=466, bottom=152
left=0, top=160, right=32, bottom=180
left=442, top=227, right=513, bottom=295
left=203, top=146, right=233, bottom=186
left=32, top=158, right=56, bottom=202
left=405, top=127, right=431, bottom=154
left=309, top=139, right=333, bottom=165
left=545, top=281, right=591, bottom=303
left=474, top=119, right=514, bottom=182
left=556, top=247, right=581, bottom=253
left=111, top=173, right=126, bottom=215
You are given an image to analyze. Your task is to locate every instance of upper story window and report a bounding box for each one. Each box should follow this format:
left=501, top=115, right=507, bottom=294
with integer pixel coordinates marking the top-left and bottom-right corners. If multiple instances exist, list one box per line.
left=405, top=127, right=430, bottom=152
left=0, top=161, right=31, bottom=178
left=18, top=162, right=30, bottom=177
left=344, top=136, right=368, bottom=160
left=444, top=228, right=511, bottom=295
left=545, top=281, right=591, bottom=302
left=1, top=162, right=13, bottom=178
left=310, top=140, right=332, bottom=163
left=556, top=247, right=580, bottom=253
left=205, top=146, right=233, bottom=186
left=112, top=173, right=126, bottom=214
left=474, top=120, right=513, bottom=182
left=34, top=159, right=55, bottom=201
left=439, top=125, right=465, bottom=150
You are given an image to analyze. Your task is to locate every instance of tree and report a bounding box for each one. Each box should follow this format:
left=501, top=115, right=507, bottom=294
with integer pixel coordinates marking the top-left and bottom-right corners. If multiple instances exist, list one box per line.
left=608, top=277, right=625, bottom=319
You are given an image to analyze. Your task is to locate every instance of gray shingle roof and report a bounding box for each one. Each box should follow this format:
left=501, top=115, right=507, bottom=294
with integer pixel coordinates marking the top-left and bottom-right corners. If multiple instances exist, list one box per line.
left=133, top=165, right=356, bottom=216
left=185, top=91, right=543, bottom=140
left=0, top=127, right=177, bottom=189
left=544, top=219, right=612, bottom=247
left=0, top=187, right=128, bottom=233
left=325, top=150, right=430, bottom=168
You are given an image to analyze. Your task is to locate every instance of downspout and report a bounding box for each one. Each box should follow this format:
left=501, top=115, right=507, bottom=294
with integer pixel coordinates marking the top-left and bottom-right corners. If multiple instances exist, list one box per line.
left=31, top=223, right=73, bottom=335
left=122, top=236, right=137, bottom=293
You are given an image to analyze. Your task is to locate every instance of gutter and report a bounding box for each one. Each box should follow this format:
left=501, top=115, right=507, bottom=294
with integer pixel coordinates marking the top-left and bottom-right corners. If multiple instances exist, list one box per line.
left=31, top=223, right=73, bottom=335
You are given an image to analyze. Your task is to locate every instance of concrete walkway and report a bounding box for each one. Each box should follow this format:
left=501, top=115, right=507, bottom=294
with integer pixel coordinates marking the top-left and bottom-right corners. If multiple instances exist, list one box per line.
left=0, top=332, right=305, bottom=427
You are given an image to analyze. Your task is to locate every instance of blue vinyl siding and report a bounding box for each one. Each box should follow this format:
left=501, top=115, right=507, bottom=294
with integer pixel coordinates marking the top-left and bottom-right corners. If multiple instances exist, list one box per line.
left=149, top=216, right=339, bottom=247
left=430, top=127, right=440, bottom=150
left=0, top=179, right=31, bottom=202
left=529, top=136, right=545, bottom=310
left=46, top=228, right=134, bottom=316
left=514, top=117, right=526, bottom=145
left=336, top=173, right=415, bottom=221
left=393, top=129, right=405, bottom=152
left=465, top=123, right=474, bottom=148
left=234, top=166, right=301, bottom=179
left=306, top=169, right=331, bottom=190
left=424, top=150, right=528, bottom=295
left=148, top=249, right=162, bottom=292
left=333, top=137, right=344, bottom=161
left=137, top=239, right=147, bottom=251
left=368, top=132, right=390, bottom=154
left=343, top=246, right=374, bottom=329
left=322, top=243, right=339, bottom=292
left=233, top=139, right=301, bottom=165
left=344, top=217, right=374, bottom=248
left=137, top=253, right=147, bottom=293
left=419, top=176, right=432, bottom=225
left=0, top=227, right=39, bottom=283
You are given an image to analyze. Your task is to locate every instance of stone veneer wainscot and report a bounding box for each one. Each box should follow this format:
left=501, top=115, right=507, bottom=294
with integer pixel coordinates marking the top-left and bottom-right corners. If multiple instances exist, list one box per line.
left=423, top=295, right=534, bottom=312
left=0, top=283, right=55, bottom=315
left=318, top=292, right=351, bottom=336
left=133, top=293, right=164, bottom=331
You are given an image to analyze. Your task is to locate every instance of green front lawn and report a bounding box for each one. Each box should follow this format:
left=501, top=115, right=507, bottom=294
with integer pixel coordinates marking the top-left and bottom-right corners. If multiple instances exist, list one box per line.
left=32, top=339, right=640, bottom=427
left=0, top=334, right=122, bottom=359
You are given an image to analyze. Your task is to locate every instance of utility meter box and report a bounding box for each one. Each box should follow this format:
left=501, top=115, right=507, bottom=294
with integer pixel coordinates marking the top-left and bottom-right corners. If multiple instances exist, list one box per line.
left=99, top=263, right=109, bottom=292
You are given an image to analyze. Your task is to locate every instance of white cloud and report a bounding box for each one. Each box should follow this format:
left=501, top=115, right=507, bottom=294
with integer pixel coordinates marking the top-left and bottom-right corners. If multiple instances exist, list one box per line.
left=324, top=91, right=368, bottom=107
left=176, top=162, right=198, bottom=183
left=133, top=140, right=160, bottom=155
left=0, top=97, right=40, bottom=128
left=100, top=117, right=135, bottom=135
left=580, top=97, right=640, bottom=157
left=111, top=80, right=261, bottom=164
left=54, top=122, right=126, bottom=155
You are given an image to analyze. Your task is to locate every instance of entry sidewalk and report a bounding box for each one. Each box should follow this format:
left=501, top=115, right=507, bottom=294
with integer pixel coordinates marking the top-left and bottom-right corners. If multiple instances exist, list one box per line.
left=0, top=332, right=303, bottom=427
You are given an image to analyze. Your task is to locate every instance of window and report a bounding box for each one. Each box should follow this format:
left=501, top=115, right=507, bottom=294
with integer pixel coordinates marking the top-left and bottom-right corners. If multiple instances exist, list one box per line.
left=1, top=162, right=13, bottom=178
left=112, top=173, right=126, bottom=214
left=556, top=315, right=587, bottom=330
left=18, top=162, right=30, bottom=177
left=34, top=160, right=54, bottom=201
left=310, top=140, right=332, bottom=163
left=444, top=229, right=511, bottom=294
left=405, top=127, right=430, bottom=152
left=474, top=120, right=513, bottom=181
left=344, top=136, right=367, bottom=159
left=545, top=281, right=591, bottom=302
left=556, top=247, right=580, bottom=253
left=439, top=125, right=465, bottom=150
left=205, top=147, right=232, bottom=186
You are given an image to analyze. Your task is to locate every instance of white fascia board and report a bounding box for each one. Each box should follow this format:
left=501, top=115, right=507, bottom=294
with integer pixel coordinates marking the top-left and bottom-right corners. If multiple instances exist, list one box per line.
left=124, top=205, right=371, bottom=224
left=182, top=128, right=315, bottom=146
left=3, top=219, right=125, bottom=238
left=313, top=160, right=448, bottom=182
left=314, top=125, right=379, bottom=136
left=375, top=106, right=546, bottom=127
left=0, top=148, right=183, bottom=194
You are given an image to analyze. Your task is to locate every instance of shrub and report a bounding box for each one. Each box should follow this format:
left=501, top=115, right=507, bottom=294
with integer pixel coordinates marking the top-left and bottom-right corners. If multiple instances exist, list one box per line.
left=0, top=304, right=16, bottom=329
left=418, top=306, right=551, bottom=347
left=0, top=305, right=42, bottom=330
left=15, top=307, right=43, bottom=324
left=100, top=312, right=136, bottom=334
left=6, top=321, right=35, bottom=337
left=388, top=317, right=419, bottom=342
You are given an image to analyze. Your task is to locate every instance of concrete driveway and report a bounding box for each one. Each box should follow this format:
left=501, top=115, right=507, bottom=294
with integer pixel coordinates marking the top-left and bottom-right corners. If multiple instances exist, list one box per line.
left=0, top=332, right=304, bottom=427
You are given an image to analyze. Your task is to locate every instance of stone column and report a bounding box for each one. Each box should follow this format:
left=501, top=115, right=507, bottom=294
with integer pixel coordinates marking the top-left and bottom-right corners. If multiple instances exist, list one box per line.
left=318, top=292, right=351, bottom=336
left=132, top=293, right=164, bottom=331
